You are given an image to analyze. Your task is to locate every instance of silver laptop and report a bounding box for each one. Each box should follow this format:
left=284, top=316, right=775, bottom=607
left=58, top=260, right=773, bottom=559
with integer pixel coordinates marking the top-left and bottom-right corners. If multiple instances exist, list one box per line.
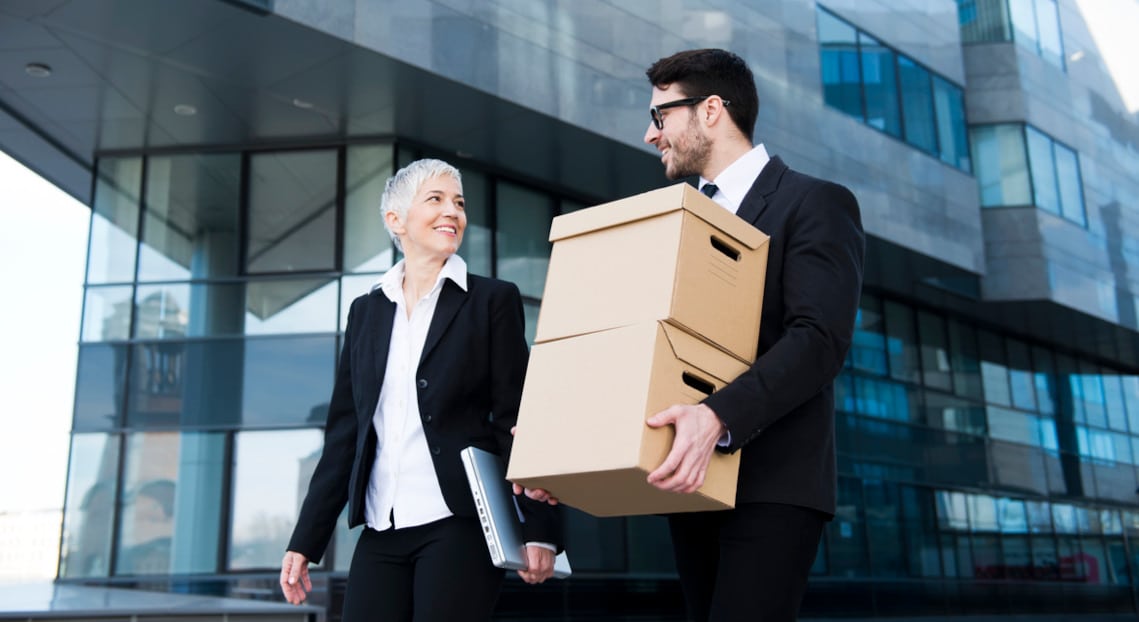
left=460, top=446, right=571, bottom=578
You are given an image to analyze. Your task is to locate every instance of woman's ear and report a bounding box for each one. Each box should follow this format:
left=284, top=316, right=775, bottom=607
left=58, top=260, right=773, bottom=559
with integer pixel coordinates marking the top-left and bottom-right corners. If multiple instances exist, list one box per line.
left=384, top=209, right=405, bottom=237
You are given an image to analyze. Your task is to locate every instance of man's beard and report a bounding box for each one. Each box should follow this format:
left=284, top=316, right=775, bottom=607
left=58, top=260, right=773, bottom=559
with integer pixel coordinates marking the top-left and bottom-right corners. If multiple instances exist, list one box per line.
left=665, top=117, right=712, bottom=180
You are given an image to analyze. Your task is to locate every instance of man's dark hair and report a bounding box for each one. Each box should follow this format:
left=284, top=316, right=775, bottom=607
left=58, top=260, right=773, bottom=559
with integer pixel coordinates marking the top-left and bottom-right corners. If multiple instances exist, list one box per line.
left=646, top=48, right=758, bottom=141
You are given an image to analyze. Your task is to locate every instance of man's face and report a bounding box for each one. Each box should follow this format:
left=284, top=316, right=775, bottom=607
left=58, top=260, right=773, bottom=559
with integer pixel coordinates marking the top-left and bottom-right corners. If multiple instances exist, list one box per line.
left=644, top=84, right=712, bottom=180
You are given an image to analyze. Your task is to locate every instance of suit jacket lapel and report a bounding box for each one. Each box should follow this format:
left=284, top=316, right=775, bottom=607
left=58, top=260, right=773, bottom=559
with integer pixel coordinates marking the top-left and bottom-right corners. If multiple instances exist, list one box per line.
left=736, top=155, right=788, bottom=225
left=420, top=279, right=468, bottom=365
left=370, top=290, right=397, bottom=386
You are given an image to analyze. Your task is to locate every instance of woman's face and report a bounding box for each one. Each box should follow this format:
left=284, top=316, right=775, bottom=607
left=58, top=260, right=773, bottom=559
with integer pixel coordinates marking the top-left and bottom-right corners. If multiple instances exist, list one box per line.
left=390, top=174, right=466, bottom=262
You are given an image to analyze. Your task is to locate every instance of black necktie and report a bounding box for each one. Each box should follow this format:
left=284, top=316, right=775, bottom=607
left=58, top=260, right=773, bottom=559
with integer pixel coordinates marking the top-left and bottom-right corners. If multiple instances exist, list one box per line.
left=700, top=183, right=718, bottom=198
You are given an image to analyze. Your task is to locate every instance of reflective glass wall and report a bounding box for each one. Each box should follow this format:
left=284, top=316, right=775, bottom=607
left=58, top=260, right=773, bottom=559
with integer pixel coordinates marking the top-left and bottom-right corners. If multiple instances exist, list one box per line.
left=957, top=0, right=1065, bottom=69
left=63, top=142, right=1138, bottom=617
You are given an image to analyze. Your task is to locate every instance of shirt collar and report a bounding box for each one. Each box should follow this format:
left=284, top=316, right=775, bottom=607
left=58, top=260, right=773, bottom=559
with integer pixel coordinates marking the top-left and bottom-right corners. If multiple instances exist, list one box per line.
left=375, top=254, right=469, bottom=304
left=699, top=143, right=770, bottom=213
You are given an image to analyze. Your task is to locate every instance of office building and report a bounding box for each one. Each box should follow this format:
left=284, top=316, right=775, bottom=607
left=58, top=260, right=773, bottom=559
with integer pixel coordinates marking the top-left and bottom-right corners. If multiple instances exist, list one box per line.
left=1, top=0, right=1137, bottom=618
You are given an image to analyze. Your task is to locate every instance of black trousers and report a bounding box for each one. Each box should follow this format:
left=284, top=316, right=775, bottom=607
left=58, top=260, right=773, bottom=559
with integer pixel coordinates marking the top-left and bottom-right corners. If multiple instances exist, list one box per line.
left=668, top=502, right=826, bottom=622
left=342, top=516, right=504, bottom=622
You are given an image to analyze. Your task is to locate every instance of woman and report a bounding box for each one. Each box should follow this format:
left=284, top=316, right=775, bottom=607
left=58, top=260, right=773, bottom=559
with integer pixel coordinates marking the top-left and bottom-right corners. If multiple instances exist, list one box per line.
left=279, top=159, right=560, bottom=621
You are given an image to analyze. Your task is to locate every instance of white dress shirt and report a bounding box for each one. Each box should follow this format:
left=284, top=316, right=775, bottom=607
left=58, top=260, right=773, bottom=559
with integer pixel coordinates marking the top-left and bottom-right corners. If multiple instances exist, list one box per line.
left=364, top=255, right=468, bottom=531
left=699, top=143, right=770, bottom=214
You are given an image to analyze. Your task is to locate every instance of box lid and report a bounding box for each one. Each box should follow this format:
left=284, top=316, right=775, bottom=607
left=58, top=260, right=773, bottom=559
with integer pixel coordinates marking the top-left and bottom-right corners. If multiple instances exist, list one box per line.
left=659, top=322, right=749, bottom=385
left=549, top=183, right=767, bottom=250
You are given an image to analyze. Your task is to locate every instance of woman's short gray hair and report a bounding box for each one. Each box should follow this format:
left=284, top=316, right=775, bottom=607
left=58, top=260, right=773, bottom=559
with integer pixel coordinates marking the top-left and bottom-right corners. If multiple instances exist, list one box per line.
left=381, top=158, right=463, bottom=252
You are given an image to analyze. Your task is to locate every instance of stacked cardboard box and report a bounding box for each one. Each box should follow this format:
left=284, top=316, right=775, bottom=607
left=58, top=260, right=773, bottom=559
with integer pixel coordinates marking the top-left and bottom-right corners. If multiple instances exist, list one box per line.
left=507, top=183, right=770, bottom=517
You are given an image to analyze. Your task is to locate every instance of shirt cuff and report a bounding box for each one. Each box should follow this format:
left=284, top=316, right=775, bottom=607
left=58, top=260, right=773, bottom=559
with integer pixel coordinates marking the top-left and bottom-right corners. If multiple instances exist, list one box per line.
left=525, top=541, right=557, bottom=552
left=716, top=429, right=731, bottom=447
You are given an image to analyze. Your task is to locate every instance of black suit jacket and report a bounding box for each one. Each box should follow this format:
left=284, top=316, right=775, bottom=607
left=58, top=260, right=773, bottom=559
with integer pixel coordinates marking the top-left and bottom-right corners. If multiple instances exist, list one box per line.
left=702, top=156, right=865, bottom=517
left=287, top=273, right=560, bottom=563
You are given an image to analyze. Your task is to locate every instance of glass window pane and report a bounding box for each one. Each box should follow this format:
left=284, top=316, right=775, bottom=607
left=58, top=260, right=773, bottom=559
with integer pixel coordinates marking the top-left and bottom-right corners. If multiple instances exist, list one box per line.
left=1006, top=339, right=1037, bottom=411
left=998, top=497, right=1028, bottom=533
left=1053, top=142, right=1085, bottom=226
left=971, top=124, right=1030, bottom=206
left=901, top=486, right=942, bottom=577
left=864, top=480, right=903, bottom=576
left=1122, top=376, right=1139, bottom=434
left=340, top=274, right=382, bottom=332
left=1009, top=0, right=1039, bottom=49
left=923, top=391, right=986, bottom=435
left=242, top=336, right=335, bottom=427
left=74, top=344, right=128, bottom=431
left=898, top=57, right=936, bottom=154
left=883, top=301, right=921, bottom=384
left=496, top=181, right=553, bottom=299
left=978, top=330, right=1011, bottom=407
left=858, top=33, right=901, bottom=136
left=457, top=168, right=492, bottom=277
left=230, top=429, right=325, bottom=570
left=968, top=494, right=999, bottom=531
left=244, top=278, right=339, bottom=335
left=115, top=431, right=225, bottom=575
left=1079, top=360, right=1107, bottom=428
left=1032, top=346, right=1058, bottom=416
left=134, top=282, right=247, bottom=339
left=344, top=145, right=396, bottom=273
left=59, top=433, right=120, bottom=578
left=947, top=319, right=983, bottom=400
left=246, top=150, right=338, bottom=274
left=82, top=285, right=134, bottom=342
left=933, top=76, right=969, bottom=171
left=817, top=9, right=863, bottom=120
left=917, top=311, right=952, bottom=391
left=1027, top=500, right=1053, bottom=533
left=1026, top=126, right=1060, bottom=215
left=139, top=153, right=240, bottom=282
left=988, top=406, right=1043, bottom=446
left=126, top=336, right=334, bottom=428
left=523, top=300, right=540, bottom=345
left=87, top=157, right=142, bottom=284
left=851, top=294, right=888, bottom=375
left=1052, top=503, right=1078, bottom=533
left=829, top=478, right=869, bottom=577
left=1034, top=0, right=1064, bottom=68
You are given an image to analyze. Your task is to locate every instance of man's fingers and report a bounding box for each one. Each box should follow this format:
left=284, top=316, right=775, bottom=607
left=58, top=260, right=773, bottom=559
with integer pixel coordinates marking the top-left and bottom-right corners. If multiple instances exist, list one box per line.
left=646, top=407, right=678, bottom=428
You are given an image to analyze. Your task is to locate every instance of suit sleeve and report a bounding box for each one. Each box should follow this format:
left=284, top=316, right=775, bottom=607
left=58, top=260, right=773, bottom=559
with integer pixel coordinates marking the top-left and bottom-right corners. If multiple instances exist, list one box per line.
left=286, top=297, right=362, bottom=563
left=704, top=181, right=865, bottom=450
left=488, top=282, right=563, bottom=548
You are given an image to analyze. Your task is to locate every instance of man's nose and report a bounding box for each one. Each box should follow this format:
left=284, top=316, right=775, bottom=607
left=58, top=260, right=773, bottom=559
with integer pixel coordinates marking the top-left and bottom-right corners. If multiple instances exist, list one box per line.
left=644, top=122, right=659, bottom=145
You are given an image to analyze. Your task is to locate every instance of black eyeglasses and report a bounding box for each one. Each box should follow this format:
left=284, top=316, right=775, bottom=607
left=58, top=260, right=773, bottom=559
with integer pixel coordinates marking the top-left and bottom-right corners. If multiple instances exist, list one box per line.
left=649, top=95, right=730, bottom=130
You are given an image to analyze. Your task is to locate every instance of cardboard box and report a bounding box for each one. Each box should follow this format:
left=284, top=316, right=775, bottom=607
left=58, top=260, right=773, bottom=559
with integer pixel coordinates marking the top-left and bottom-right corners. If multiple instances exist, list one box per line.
left=506, top=321, right=749, bottom=516
left=534, top=183, right=769, bottom=363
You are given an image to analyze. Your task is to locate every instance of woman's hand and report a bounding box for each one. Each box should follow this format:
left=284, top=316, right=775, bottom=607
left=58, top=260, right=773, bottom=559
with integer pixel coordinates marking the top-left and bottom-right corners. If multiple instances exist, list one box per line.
left=280, top=551, right=312, bottom=604
left=517, top=544, right=555, bottom=584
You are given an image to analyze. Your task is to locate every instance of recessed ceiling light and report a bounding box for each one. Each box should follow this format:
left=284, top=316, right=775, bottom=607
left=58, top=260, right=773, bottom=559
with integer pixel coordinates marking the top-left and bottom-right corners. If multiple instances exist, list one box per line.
left=173, top=104, right=197, bottom=116
left=25, top=63, right=52, bottom=78
left=292, top=98, right=314, bottom=109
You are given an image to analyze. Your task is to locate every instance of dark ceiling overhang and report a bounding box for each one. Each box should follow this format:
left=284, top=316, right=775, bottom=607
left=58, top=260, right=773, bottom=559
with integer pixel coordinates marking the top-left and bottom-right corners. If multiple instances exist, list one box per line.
left=0, top=0, right=664, bottom=206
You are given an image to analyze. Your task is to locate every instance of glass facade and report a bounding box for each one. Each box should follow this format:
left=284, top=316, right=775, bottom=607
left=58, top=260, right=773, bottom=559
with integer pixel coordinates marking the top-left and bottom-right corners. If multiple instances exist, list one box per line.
left=958, top=0, right=1065, bottom=69
left=971, top=123, right=1087, bottom=225
left=61, top=138, right=1139, bottom=618
left=817, top=7, right=971, bottom=172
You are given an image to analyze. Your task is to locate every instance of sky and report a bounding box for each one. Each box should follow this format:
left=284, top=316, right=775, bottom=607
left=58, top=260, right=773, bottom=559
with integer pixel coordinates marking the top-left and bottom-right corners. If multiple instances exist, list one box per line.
left=0, top=152, right=88, bottom=514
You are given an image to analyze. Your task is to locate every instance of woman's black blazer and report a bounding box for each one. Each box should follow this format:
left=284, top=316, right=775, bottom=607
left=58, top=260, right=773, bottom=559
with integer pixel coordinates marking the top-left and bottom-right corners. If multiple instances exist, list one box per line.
left=287, top=274, right=560, bottom=563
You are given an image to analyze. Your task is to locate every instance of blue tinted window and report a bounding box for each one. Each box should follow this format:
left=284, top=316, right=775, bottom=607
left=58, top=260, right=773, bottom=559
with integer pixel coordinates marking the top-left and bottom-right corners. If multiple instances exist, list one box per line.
left=971, top=124, right=1031, bottom=206
left=242, top=336, right=335, bottom=427
left=1026, top=126, right=1060, bottom=214
left=1005, top=339, right=1037, bottom=412
left=1053, top=142, right=1086, bottom=225
left=932, top=76, right=970, bottom=171
left=1032, top=346, right=1058, bottom=417
left=59, top=434, right=121, bottom=578
left=74, top=344, right=128, bottom=431
left=852, top=294, right=889, bottom=375
left=978, top=330, right=1011, bottom=407
left=818, top=9, right=863, bottom=120
left=898, top=57, right=936, bottom=154
left=859, top=33, right=901, bottom=137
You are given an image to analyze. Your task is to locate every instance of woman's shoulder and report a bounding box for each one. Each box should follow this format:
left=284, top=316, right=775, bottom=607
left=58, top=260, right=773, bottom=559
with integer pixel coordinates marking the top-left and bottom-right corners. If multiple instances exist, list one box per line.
left=466, top=273, right=522, bottom=298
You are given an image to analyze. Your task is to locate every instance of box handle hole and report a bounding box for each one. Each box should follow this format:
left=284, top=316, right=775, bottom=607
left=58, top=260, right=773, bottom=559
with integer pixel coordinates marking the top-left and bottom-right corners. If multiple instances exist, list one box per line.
left=682, top=372, right=716, bottom=396
left=710, top=235, right=740, bottom=261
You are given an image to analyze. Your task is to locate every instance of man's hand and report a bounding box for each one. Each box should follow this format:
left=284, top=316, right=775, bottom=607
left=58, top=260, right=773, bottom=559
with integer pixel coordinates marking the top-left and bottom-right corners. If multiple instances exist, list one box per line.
left=510, top=425, right=560, bottom=505
left=280, top=551, right=312, bottom=605
left=645, top=403, right=726, bottom=493
left=517, top=544, right=555, bottom=584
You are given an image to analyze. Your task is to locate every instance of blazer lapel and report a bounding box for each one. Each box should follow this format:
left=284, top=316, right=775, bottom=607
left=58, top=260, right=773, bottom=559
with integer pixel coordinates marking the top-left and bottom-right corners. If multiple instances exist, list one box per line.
left=370, top=290, right=397, bottom=385
left=736, top=155, right=788, bottom=225
left=420, top=280, right=468, bottom=365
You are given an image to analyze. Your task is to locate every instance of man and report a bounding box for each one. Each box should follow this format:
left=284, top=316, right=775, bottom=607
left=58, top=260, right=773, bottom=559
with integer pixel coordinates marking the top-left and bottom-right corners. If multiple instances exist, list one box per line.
left=642, top=49, right=865, bottom=621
